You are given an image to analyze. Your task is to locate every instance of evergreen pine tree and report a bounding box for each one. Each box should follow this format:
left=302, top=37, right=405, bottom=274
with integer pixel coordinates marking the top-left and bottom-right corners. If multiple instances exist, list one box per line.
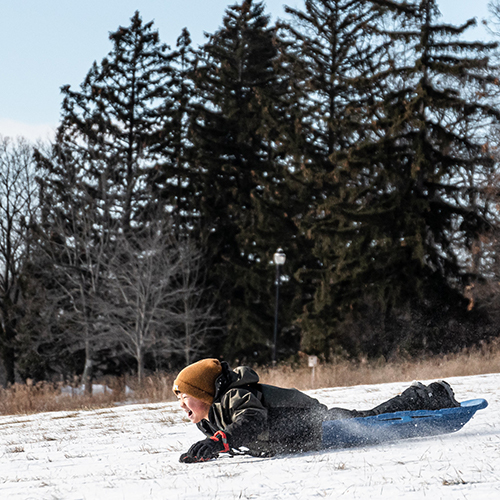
left=34, top=12, right=179, bottom=384
left=148, top=28, right=198, bottom=230
left=278, top=0, right=398, bottom=355
left=190, top=0, right=297, bottom=362
left=312, top=0, right=500, bottom=356
left=57, top=11, right=175, bottom=231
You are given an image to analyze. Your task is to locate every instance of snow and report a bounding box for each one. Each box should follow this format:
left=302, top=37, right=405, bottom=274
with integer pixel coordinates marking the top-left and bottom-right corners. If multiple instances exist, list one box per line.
left=0, top=373, right=498, bottom=499
left=60, top=384, right=134, bottom=397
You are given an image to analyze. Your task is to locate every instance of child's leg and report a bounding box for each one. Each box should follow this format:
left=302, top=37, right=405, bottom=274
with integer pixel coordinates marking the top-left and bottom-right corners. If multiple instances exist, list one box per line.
left=370, top=381, right=460, bottom=415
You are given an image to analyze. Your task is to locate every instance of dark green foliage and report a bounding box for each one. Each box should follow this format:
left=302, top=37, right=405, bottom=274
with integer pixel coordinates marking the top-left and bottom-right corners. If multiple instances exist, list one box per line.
left=279, top=0, right=400, bottom=355
left=189, top=0, right=300, bottom=362
left=57, top=10, right=176, bottom=230
left=147, top=27, right=198, bottom=229
left=297, top=0, right=500, bottom=356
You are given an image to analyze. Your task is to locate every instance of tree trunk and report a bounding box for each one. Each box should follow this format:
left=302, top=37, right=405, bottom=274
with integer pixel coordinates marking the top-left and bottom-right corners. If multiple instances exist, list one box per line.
left=1, top=318, right=17, bottom=386
left=137, top=350, right=143, bottom=385
left=82, top=350, right=93, bottom=395
left=1, top=343, right=16, bottom=386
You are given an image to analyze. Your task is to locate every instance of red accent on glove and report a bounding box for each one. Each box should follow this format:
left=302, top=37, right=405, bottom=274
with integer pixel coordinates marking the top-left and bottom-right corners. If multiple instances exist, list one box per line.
left=210, top=430, right=230, bottom=452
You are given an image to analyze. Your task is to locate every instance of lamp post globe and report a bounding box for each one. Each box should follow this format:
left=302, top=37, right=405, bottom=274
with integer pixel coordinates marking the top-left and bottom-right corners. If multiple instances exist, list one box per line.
left=273, top=248, right=286, bottom=266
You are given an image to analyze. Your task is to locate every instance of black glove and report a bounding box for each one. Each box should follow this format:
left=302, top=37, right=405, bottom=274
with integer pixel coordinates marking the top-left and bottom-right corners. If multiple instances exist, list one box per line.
left=179, top=431, right=230, bottom=463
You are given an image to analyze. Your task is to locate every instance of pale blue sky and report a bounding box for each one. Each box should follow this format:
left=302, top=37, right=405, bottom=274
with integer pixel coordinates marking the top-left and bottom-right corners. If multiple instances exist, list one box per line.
left=0, top=0, right=494, bottom=141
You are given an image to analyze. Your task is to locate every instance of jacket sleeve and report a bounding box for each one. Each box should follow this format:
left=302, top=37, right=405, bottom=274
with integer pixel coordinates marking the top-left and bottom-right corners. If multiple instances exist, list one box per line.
left=216, top=388, right=268, bottom=449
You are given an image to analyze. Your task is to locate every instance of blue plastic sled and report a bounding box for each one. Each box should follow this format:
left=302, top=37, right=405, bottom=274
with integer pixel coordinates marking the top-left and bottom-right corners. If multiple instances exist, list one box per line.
left=322, top=398, right=488, bottom=448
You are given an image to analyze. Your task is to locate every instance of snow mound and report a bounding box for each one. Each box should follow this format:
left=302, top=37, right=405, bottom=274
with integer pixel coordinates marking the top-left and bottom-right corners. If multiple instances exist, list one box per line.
left=0, top=373, right=498, bottom=499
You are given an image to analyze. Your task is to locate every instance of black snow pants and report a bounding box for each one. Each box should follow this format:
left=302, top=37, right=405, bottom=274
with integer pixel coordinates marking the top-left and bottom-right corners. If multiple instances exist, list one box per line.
left=326, top=381, right=460, bottom=420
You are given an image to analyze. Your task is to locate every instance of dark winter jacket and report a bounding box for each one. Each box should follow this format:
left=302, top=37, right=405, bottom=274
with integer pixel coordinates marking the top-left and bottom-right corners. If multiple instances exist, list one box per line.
left=196, top=362, right=328, bottom=455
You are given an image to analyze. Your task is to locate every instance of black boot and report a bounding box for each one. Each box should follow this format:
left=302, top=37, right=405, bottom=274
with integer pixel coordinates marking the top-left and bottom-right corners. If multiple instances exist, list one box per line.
left=370, top=381, right=461, bottom=415
left=369, top=382, right=431, bottom=415
left=427, top=381, right=460, bottom=409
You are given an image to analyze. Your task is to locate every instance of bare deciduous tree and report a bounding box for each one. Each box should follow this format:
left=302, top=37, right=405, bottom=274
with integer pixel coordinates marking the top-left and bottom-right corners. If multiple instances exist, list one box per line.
left=0, top=136, right=38, bottom=385
left=33, top=145, right=114, bottom=393
left=41, top=205, right=111, bottom=392
left=175, top=237, right=217, bottom=365
left=102, top=222, right=215, bottom=382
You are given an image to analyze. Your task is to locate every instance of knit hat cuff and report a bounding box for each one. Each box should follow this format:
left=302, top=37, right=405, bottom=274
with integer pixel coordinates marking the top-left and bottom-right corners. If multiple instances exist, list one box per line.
left=173, top=379, right=214, bottom=405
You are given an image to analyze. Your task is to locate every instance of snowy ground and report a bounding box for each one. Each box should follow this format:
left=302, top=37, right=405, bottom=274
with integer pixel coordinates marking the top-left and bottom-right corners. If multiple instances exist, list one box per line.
left=0, top=373, right=498, bottom=500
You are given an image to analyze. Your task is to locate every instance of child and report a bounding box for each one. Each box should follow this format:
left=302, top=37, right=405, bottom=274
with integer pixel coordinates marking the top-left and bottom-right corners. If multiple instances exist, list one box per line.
left=173, top=358, right=459, bottom=463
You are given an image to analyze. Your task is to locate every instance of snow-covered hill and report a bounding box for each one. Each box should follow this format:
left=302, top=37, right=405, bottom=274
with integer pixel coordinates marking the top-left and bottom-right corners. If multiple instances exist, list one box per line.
left=0, top=373, right=498, bottom=499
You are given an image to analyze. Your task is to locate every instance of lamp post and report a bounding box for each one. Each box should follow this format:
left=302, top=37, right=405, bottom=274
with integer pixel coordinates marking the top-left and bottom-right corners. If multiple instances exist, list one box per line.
left=272, top=248, right=286, bottom=365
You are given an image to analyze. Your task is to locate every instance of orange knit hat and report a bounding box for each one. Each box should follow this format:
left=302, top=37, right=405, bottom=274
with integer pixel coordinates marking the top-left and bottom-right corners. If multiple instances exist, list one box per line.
left=172, top=359, right=223, bottom=405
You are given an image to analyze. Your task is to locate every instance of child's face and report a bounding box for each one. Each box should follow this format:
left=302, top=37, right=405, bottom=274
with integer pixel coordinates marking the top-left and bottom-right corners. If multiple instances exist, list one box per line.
left=178, top=393, right=211, bottom=423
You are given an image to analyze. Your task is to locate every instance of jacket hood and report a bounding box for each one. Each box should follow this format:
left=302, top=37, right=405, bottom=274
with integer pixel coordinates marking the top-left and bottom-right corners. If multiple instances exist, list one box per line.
left=213, top=362, right=260, bottom=400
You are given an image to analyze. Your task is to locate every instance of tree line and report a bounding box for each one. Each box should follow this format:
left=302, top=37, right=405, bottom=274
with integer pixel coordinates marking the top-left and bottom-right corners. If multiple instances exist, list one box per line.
left=2, top=0, right=500, bottom=387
